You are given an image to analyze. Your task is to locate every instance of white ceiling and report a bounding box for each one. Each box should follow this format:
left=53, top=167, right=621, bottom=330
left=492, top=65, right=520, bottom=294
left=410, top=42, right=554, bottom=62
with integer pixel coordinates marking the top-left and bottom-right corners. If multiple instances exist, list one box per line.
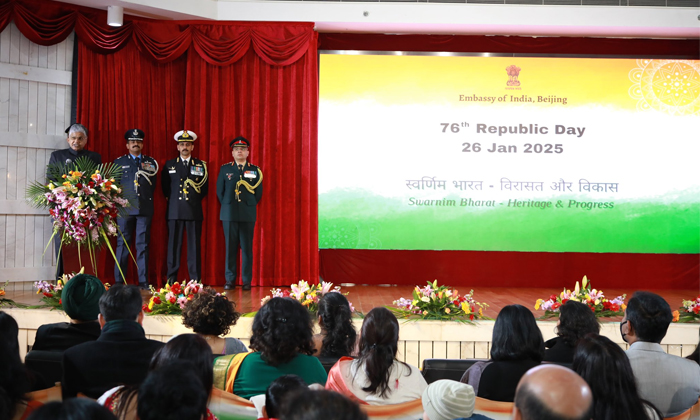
left=56, top=0, right=700, bottom=39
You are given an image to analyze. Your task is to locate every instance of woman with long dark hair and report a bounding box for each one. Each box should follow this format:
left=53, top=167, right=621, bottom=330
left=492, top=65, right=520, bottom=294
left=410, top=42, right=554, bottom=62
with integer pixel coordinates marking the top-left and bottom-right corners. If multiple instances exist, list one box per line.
left=214, top=297, right=327, bottom=399
left=0, top=312, right=39, bottom=420
left=573, top=334, right=662, bottom=420
left=313, top=292, right=357, bottom=358
left=460, top=304, right=544, bottom=402
left=325, top=307, right=427, bottom=405
left=98, top=334, right=215, bottom=420
left=544, top=300, right=600, bottom=364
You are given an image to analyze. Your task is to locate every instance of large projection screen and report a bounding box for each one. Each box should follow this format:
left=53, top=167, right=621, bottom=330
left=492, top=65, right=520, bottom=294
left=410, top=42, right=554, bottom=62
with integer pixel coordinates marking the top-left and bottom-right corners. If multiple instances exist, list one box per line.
left=318, top=54, right=700, bottom=254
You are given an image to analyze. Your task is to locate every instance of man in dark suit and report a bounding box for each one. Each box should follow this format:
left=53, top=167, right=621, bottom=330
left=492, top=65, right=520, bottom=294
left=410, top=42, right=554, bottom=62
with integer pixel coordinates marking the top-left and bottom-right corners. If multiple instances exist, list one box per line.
left=62, top=284, right=164, bottom=399
left=216, top=136, right=263, bottom=290
left=162, top=130, right=209, bottom=284
left=114, top=129, right=158, bottom=289
left=48, top=124, right=102, bottom=279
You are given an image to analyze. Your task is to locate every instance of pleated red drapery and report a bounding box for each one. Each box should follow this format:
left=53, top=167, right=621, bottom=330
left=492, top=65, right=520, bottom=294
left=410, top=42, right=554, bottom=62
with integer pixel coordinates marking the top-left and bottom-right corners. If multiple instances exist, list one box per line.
left=2, top=0, right=319, bottom=287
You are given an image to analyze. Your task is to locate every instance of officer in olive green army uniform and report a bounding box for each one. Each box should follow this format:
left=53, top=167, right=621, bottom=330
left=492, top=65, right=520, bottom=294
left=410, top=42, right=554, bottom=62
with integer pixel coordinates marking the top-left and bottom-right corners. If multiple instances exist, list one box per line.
left=217, top=136, right=263, bottom=290
left=162, top=130, right=208, bottom=284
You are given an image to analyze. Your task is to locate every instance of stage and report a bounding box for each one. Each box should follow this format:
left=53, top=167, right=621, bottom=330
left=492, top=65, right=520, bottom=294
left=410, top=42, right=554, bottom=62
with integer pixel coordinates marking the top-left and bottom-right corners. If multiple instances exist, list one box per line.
left=5, top=284, right=698, bottom=369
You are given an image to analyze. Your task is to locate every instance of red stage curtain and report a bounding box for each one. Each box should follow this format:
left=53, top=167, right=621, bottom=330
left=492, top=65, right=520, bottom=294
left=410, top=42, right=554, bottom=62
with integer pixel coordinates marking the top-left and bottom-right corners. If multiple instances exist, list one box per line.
left=3, top=0, right=319, bottom=287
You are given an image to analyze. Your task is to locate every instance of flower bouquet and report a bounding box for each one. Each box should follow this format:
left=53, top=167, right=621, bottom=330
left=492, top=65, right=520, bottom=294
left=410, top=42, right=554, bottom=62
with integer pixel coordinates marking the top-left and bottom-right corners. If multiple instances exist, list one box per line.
left=673, top=296, right=700, bottom=323
left=26, top=157, right=134, bottom=274
left=0, top=281, right=30, bottom=308
left=144, top=280, right=209, bottom=315
left=32, top=268, right=109, bottom=310
left=260, top=280, right=354, bottom=314
left=390, top=280, right=490, bottom=323
left=535, top=276, right=626, bottom=319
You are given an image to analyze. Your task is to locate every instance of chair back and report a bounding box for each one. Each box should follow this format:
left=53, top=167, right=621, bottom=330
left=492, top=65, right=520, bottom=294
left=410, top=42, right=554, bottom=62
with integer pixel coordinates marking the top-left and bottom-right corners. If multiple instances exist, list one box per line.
left=362, top=398, right=424, bottom=420
left=316, top=355, right=344, bottom=374
left=25, top=350, right=64, bottom=385
left=421, top=358, right=487, bottom=384
left=664, top=397, right=700, bottom=420
left=208, top=387, right=258, bottom=420
left=473, top=396, right=514, bottom=420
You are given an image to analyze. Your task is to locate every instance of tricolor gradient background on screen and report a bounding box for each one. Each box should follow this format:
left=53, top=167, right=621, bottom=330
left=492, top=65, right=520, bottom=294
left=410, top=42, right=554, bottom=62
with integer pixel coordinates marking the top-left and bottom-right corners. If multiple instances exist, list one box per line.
left=318, top=55, right=700, bottom=254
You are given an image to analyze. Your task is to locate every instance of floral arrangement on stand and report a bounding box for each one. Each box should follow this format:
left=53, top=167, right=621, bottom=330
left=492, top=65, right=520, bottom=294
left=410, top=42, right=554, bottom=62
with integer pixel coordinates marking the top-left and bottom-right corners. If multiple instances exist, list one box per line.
left=260, top=280, right=355, bottom=315
left=535, top=276, right=626, bottom=319
left=0, top=280, right=28, bottom=308
left=26, top=157, right=134, bottom=274
left=390, top=280, right=490, bottom=323
left=673, top=295, right=700, bottom=323
left=143, top=280, right=210, bottom=315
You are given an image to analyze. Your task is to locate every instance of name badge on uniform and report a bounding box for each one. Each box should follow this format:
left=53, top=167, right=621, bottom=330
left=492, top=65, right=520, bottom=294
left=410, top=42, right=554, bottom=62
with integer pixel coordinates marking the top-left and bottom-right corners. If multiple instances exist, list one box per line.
left=169, top=166, right=176, bottom=174
left=191, top=166, right=204, bottom=176
left=244, top=171, right=257, bottom=179
left=122, top=165, right=130, bottom=169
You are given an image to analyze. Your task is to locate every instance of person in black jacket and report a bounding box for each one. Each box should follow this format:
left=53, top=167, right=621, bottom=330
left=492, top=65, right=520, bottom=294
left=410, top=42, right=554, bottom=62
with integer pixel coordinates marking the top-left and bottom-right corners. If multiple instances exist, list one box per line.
left=32, top=273, right=104, bottom=352
left=61, top=284, right=164, bottom=399
left=544, top=300, right=600, bottom=365
left=113, top=129, right=158, bottom=288
left=48, top=124, right=102, bottom=279
left=216, top=136, right=263, bottom=290
left=162, top=130, right=208, bottom=284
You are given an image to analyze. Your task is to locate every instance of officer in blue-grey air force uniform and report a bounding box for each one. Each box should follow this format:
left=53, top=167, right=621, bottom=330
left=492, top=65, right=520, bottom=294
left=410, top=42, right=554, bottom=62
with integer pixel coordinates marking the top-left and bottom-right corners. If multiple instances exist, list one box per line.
left=113, top=129, right=158, bottom=289
left=217, top=136, right=263, bottom=291
left=162, top=130, right=208, bottom=284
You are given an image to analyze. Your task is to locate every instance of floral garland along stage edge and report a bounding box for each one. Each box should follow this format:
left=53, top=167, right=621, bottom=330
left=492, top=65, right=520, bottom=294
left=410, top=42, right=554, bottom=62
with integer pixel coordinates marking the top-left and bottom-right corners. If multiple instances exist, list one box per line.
left=32, top=268, right=110, bottom=310
left=144, top=280, right=212, bottom=315
left=673, top=295, right=700, bottom=323
left=26, top=157, right=135, bottom=275
left=535, top=275, right=626, bottom=319
left=391, top=280, right=491, bottom=323
left=259, top=280, right=355, bottom=315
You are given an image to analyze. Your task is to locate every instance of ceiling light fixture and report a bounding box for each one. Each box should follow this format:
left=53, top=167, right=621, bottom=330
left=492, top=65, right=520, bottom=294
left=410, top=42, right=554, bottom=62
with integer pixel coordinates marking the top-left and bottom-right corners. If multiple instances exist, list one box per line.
left=107, top=6, right=123, bottom=27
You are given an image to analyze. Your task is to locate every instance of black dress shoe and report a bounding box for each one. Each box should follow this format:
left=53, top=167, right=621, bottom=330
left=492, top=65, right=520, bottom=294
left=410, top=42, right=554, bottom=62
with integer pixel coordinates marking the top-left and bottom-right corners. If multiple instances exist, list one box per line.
left=242, top=283, right=252, bottom=291
left=223, top=283, right=235, bottom=290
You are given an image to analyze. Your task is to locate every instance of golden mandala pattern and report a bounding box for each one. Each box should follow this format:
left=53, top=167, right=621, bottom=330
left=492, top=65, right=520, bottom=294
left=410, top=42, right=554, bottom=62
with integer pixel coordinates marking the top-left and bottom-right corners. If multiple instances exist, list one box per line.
left=628, top=59, right=700, bottom=115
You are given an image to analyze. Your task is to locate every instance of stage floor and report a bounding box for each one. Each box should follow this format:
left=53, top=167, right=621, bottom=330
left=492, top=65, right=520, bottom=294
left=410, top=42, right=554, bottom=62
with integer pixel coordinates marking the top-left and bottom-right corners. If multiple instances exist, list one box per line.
left=6, top=284, right=696, bottom=319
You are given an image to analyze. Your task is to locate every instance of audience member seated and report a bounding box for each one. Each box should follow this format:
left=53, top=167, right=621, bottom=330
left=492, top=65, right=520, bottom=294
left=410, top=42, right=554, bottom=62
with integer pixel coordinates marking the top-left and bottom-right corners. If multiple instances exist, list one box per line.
left=137, top=360, right=209, bottom=420
left=181, top=289, right=247, bottom=356
left=687, top=329, right=699, bottom=365
left=512, top=365, right=592, bottom=420
left=621, top=291, right=700, bottom=417
left=62, top=284, right=164, bottom=399
left=214, top=297, right=327, bottom=399
left=543, top=300, right=599, bottom=364
left=312, top=292, right=357, bottom=358
left=25, top=399, right=117, bottom=420
left=0, top=312, right=49, bottom=393
left=573, top=333, right=662, bottom=420
left=326, top=307, right=427, bottom=405
left=256, top=375, right=309, bottom=420
left=32, top=273, right=104, bottom=352
left=0, top=313, right=41, bottom=420
left=422, top=379, right=493, bottom=420
left=99, top=334, right=215, bottom=420
left=461, top=305, right=544, bottom=402
left=280, top=389, right=368, bottom=420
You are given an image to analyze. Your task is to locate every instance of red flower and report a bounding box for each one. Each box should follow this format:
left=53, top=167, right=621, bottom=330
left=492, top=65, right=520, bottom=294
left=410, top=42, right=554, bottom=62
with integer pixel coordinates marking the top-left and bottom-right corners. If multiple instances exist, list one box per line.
left=469, top=314, right=474, bottom=321
left=153, top=296, right=161, bottom=304
left=171, top=283, right=182, bottom=294
left=590, top=306, right=596, bottom=312
left=549, top=295, right=557, bottom=301
left=168, top=296, right=177, bottom=304
left=76, top=183, right=83, bottom=189
left=561, top=299, right=569, bottom=305
left=282, top=290, right=291, bottom=297
left=610, top=303, right=620, bottom=312
left=694, top=306, right=700, bottom=315
left=142, top=304, right=151, bottom=313
left=44, top=292, right=53, bottom=298
left=88, top=181, right=95, bottom=188
left=59, top=299, right=62, bottom=305
left=551, top=302, right=561, bottom=310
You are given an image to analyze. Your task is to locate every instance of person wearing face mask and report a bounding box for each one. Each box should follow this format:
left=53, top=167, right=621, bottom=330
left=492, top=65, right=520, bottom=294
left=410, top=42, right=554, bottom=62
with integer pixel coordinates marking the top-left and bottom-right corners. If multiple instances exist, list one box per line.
left=162, top=130, right=208, bottom=284
left=48, top=124, right=102, bottom=279
left=621, top=291, right=700, bottom=418
left=113, top=129, right=158, bottom=289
